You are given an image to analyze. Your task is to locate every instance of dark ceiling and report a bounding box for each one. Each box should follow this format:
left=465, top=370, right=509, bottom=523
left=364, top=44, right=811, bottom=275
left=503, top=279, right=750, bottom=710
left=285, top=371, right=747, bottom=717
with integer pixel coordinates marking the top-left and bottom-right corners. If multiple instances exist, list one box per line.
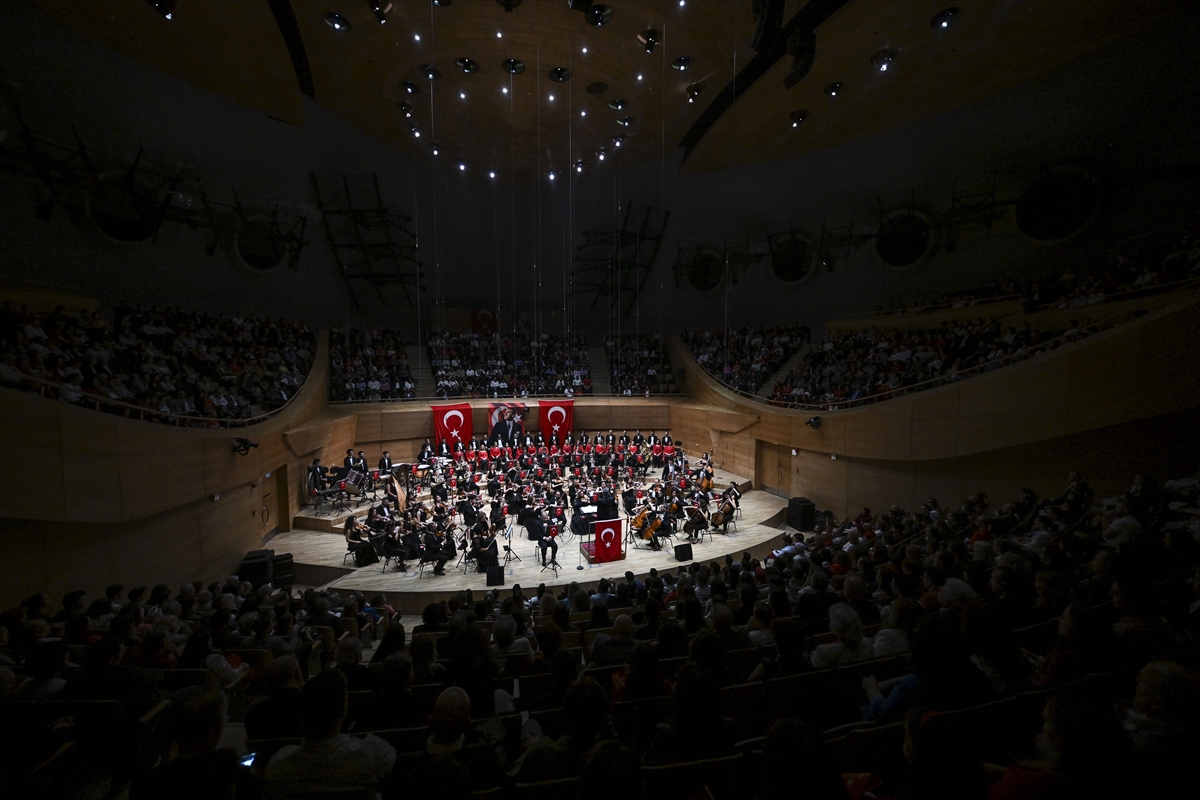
left=34, top=0, right=1191, bottom=180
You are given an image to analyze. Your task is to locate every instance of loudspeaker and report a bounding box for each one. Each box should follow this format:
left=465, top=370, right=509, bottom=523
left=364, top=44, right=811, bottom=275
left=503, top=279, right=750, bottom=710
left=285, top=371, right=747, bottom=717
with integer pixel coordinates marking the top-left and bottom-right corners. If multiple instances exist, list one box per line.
left=674, top=542, right=693, bottom=562
left=486, top=566, right=505, bottom=586
left=788, top=498, right=816, bottom=532
left=240, top=549, right=274, bottom=588
left=272, top=553, right=295, bottom=588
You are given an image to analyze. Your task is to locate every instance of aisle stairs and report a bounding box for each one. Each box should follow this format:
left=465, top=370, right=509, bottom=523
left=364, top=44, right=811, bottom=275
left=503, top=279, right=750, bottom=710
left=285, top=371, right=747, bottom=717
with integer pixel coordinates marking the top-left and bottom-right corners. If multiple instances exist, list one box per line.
left=755, top=345, right=813, bottom=399
left=587, top=346, right=612, bottom=395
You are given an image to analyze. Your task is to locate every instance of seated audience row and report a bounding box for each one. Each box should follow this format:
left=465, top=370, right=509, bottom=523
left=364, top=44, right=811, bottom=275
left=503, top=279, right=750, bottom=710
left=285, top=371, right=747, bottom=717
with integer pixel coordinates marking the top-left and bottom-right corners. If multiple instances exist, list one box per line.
left=330, top=328, right=416, bottom=402
left=4, top=468, right=1198, bottom=799
left=768, top=318, right=1084, bottom=408
left=682, top=324, right=810, bottom=396
left=428, top=330, right=592, bottom=398
left=605, top=332, right=675, bottom=395
left=0, top=300, right=314, bottom=426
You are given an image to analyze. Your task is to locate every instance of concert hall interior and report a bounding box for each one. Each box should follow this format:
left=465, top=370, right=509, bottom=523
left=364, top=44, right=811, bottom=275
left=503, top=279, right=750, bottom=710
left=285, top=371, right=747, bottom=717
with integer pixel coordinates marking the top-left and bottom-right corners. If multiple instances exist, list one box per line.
left=3, top=1, right=1200, bottom=798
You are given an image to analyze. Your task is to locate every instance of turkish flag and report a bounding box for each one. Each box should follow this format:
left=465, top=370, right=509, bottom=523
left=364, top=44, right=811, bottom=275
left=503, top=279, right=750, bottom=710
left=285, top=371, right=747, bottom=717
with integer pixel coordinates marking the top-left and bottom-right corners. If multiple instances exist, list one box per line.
left=594, top=518, right=623, bottom=563
left=431, top=403, right=473, bottom=449
left=471, top=308, right=498, bottom=333
left=538, top=400, right=574, bottom=442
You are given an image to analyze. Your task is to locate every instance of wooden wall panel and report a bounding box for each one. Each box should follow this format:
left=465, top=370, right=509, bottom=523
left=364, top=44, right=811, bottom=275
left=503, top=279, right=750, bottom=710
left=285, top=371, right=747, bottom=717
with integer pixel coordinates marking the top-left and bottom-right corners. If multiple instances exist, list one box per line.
left=791, top=449, right=848, bottom=515
left=61, top=454, right=122, bottom=523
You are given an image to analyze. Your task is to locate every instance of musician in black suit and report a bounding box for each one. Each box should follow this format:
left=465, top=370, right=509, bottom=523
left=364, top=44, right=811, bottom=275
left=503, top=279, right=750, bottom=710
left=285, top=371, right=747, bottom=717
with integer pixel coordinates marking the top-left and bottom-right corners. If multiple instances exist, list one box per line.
left=308, top=459, right=327, bottom=494
left=535, top=431, right=545, bottom=447
left=487, top=474, right=502, bottom=499
left=460, top=497, right=481, bottom=527
left=564, top=432, right=575, bottom=446
left=578, top=432, right=590, bottom=446
left=437, top=440, right=451, bottom=458
left=419, top=439, right=434, bottom=461
left=527, top=511, right=558, bottom=566
left=423, top=530, right=452, bottom=576
left=619, top=431, right=631, bottom=446
left=378, top=452, right=393, bottom=472
left=662, top=431, right=674, bottom=446
left=355, top=451, right=368, bottom=471
left=606, top=430, right=616, bottom=446
left=633, top=430, right=644, bottom=447
left=343, top=449, right=356, bottom=471
left=645, top=432, right=658, bottom=447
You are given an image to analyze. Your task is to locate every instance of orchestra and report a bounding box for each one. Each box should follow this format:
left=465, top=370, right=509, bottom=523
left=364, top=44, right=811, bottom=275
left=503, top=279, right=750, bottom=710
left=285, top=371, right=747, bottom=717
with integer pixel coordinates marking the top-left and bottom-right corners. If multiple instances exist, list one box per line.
left=304, top=431, right=741, bottom=578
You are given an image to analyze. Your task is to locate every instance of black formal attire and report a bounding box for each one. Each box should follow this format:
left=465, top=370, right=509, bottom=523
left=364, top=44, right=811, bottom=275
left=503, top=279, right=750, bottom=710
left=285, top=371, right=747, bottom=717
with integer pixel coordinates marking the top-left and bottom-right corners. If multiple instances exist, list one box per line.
left=419, top=443, right=434, bottom=461
left=378, top=456, right=393, bottom=472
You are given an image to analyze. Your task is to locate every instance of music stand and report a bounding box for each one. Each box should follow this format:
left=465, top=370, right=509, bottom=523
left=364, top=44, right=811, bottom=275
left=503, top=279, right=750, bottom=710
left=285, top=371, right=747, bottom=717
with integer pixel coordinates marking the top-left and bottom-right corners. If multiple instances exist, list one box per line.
left=501, top=523, right=522, bottom=566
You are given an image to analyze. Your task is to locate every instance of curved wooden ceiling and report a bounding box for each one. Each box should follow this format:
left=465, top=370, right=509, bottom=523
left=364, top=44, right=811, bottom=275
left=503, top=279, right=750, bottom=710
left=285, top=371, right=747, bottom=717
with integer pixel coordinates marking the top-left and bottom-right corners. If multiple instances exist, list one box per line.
left=35, top=0, right=1189, bottom=179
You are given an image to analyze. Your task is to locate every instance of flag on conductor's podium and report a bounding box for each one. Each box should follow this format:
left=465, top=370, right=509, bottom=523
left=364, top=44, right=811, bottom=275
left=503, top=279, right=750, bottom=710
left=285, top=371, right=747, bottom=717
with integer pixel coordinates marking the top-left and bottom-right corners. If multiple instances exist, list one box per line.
left=594, top=519, right=623, bottom=563
left=538, top=399, right=574, bottom=440
left=431, top=402, right=473, bottom=448
left=471, top=308, right=498, bottom=333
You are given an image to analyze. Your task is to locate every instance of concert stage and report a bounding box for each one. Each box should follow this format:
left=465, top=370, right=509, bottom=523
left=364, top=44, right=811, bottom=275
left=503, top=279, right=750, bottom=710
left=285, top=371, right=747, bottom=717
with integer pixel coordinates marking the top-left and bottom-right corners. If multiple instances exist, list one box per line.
left=268, top=470, right=790, bottom=614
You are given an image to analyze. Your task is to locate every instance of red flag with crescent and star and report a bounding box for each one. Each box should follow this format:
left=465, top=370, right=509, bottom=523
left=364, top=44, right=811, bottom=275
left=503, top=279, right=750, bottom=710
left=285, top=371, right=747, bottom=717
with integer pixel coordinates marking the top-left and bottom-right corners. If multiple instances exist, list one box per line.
left=431, top=402, right=473, bottom=449
left=593, top=518, right=623, bottom=563
left=538, top=399, right=574, bottom=441
left=471, top=308, right=498, bottom=333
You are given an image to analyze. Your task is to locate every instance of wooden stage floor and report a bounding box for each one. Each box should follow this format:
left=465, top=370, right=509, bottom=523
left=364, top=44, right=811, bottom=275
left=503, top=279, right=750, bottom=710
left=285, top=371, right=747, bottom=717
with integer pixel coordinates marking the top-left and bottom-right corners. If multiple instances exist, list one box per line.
left=267, top=470, right=789, bottom=613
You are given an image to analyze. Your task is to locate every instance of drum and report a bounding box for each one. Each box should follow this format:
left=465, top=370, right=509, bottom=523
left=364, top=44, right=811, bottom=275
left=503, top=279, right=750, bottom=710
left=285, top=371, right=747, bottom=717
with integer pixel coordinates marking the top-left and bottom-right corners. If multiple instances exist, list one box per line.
left=344, top=469, right=367, bottom=495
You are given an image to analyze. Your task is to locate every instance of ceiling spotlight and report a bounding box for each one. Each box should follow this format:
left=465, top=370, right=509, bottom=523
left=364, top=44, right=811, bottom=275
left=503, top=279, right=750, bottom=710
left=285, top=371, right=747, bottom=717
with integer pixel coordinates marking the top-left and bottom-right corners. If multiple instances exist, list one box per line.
left=637, top=29, right=659, bottom=54
left=501, top=58, right=526, bottom=74
left=399, top=102, right=414, bottom=118
left=587, top=4, right=614, bottom=27
left=489, top=171, right=496, bottom=178
left=671, top=56, right=692, bottom=71
left=788, top=109, right=808, bottom=128
left=502, top=86, right=509, bottom=94
left=582, top=47, right=588, bottom=53
left=496, top=31, right=502, bottom=38
left=145, top=0, right=176, bottom=20
left=931, top=7, right=960, bottom=29
left=824, top=81, right=844, bottom=96
left=679, top=0, right=686, bottom=6
left=581, top=110, right=586, bottom=117
left=805, top=416, right=821, bottom=429
left=608, top=98, right=627, bottom=110
left=411, top=125, right=422, bottom=138
left=369, top=1, right=391, bottom=24
left=597, top=149, right=606, bottom=161
left=459, top=92, right=466, bottom=99
left=686, top=83, right=702, bottom=103
left=324, top=11, right=352, bottom=30
left=421, top=65, right=441, bottom=81
left=403, top=81, right=420, bottom=95
left=574, top=160, right=583, bottom=173
left=414, top=33, right=421, bottom=41
left=871, top=48, right=897, bottom=72
left=636, top=74, right=643, bottom=81
left=549, top=172, right=556, bottom=181
left=456, top=57, right=480, bottom=74
left=617, top=115, right=633, bottom=127
left=431, top=144, right=439, bottom=154
left=459, top=163, right=466, bottom=171
left=549, top=94, right=555, bottom=101
left=433, top=0, right=452, bottom=6
left=549, top=67, right=571, bottom=82
left=612, top=136, right=623, bottom=147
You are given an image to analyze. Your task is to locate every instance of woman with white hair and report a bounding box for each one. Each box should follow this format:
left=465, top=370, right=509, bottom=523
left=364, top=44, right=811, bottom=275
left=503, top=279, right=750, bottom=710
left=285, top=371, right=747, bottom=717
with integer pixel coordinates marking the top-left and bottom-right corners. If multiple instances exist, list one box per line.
left=811, top=603, right=875, bottom=668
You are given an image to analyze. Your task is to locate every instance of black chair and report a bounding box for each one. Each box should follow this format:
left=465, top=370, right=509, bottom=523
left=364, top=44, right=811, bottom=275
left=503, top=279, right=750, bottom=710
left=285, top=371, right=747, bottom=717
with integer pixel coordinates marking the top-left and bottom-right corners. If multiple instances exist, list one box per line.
left=417, top=548, right=443, bottom=578
left=381, top=539, right=409, bottom=574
